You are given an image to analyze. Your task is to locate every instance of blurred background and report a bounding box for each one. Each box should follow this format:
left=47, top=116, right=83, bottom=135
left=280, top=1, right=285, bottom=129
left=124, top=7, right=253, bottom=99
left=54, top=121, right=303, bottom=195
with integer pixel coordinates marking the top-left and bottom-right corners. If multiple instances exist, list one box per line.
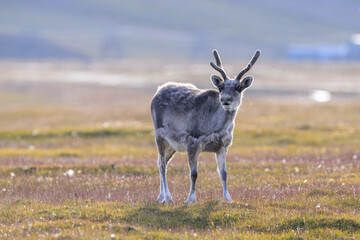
left=1, top=0, right=360, bottom=61
left=0, top=0, right=359, bottom=129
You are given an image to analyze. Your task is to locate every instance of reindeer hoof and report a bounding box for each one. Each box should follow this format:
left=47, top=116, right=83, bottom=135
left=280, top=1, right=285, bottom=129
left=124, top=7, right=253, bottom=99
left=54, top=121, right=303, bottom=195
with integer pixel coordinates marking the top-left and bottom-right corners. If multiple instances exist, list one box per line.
left=223, top=194, right=233, bottom=202
left=158, top=195, right=173, bottom=204
left=185, top=194, right=196, bottom=204
left=157, top=194, right=164, bottom=203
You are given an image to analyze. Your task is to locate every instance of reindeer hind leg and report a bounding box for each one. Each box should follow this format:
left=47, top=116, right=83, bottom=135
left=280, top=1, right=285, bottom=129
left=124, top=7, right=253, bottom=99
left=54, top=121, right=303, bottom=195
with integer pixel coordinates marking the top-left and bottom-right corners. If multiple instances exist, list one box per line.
left=156, top=135, right=175, bottom=203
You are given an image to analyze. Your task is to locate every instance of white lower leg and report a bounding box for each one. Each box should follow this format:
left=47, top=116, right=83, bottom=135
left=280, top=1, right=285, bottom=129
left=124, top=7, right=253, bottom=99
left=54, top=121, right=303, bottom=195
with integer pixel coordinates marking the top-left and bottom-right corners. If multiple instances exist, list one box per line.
left=157, top=176, right=164, bottom=202
left=161, top=166, right=172, bottom=203
left=216, top=149, right=233, bottom=202
left=221, top=178, right=233, bottom=202
left=185, top=169, right=197, bottom=204
left=157, top=159, right=165, bottom=202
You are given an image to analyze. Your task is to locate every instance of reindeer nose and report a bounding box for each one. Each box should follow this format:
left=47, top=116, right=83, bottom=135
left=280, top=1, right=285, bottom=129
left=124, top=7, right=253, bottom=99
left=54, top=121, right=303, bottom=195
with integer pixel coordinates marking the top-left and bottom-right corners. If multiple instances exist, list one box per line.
left=221, top=95, right=231, bottom=104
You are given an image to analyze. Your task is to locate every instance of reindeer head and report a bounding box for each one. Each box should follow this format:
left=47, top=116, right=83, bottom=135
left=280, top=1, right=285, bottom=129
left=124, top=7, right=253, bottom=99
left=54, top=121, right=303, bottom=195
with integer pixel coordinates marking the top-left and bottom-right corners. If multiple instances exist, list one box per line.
left=210, top=50, right=260, bottom=111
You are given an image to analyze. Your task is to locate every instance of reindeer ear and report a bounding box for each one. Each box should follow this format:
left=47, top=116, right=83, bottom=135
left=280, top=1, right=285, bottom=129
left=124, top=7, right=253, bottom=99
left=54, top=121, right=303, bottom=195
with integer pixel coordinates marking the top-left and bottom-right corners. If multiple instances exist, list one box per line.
left=240, top=76, right=253, bottom=89
left=211, top=75, right=223, bottom=88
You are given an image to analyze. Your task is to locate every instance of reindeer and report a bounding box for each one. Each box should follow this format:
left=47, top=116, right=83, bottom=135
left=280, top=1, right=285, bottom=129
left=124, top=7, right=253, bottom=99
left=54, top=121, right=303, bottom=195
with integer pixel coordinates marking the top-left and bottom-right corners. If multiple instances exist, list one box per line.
left=151, top=49, right=261, bottom=204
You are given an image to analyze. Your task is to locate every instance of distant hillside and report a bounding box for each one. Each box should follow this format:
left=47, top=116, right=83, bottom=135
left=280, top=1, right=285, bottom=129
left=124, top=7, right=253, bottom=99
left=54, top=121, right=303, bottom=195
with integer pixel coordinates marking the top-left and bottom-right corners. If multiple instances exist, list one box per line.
left=0, top=0, right=358, bottom=60
left=0, top=33, right=88, bottom=60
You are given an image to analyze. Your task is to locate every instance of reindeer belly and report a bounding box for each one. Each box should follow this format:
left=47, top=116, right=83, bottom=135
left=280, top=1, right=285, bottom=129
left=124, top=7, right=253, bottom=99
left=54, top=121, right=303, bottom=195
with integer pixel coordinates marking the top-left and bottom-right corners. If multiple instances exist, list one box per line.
left=156, top=127, right=189, bottom=152
left=157, top=127, right=232, bottom=153
left=166, top=137, right=187, bottom=152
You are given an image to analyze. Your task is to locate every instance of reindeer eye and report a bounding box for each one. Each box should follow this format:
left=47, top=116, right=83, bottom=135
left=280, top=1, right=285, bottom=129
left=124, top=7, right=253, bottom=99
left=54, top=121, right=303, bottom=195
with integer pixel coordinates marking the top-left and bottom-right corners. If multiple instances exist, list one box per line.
left=235, top=86, right=242, bottom=92
left=218, top=85, right=224, bottom=92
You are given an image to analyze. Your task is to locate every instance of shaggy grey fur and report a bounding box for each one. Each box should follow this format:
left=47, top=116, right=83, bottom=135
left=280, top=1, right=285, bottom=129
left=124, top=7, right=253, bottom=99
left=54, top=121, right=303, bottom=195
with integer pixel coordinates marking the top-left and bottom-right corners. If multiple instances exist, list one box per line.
left=151, top=50, right=260, bottom=204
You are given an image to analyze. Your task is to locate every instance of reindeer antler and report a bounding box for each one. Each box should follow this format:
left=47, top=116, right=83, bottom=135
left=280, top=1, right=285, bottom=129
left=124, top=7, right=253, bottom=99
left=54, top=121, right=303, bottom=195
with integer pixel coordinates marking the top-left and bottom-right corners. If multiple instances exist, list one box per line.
left=210, top=50, right=228, bottom=80
left=235, top=50, right=261, bottom=81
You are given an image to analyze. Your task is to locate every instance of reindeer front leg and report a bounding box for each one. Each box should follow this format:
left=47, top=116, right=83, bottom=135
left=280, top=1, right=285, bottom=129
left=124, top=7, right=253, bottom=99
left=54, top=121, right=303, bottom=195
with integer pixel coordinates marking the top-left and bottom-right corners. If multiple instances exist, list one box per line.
left=216, top=148, right=233, bottom=202
left=185, top=146, right=200, bottom=204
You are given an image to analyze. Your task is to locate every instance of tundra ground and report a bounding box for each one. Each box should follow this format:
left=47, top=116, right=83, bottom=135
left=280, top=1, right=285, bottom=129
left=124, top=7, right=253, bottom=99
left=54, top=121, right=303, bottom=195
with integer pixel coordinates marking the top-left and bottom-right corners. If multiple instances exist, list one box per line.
left=0, top=62, right=359, bottom=239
